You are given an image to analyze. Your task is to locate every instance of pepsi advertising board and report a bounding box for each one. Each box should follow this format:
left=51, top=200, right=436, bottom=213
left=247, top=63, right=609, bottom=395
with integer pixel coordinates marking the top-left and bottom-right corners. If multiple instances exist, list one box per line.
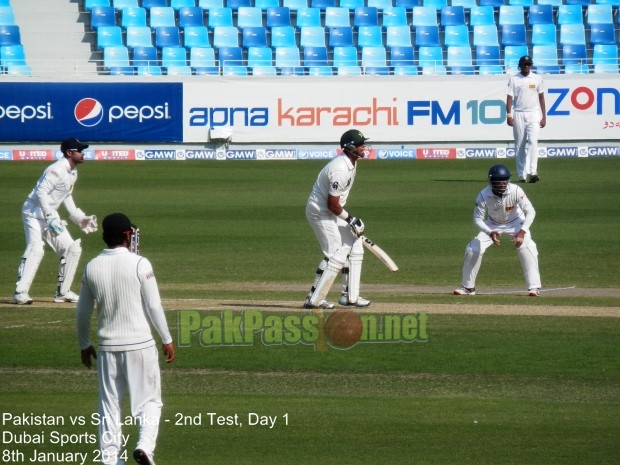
left=0, top=83, right=182, bottom=142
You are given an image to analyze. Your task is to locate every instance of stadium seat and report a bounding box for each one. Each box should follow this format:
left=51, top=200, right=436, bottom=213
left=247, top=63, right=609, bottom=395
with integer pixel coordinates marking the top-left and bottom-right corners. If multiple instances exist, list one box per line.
left=307, top=65, right=334, bottom=75
left=367, top=0, right=394, bottom=9
left=415, top=25, right=440, bottom=47
left=226, top=0, right=252, bottom=9
left=447, top=45, right=475, bottom=74
left=475, top=44, right=501, bottom=65
left=184, top=26, right=211, bottom=48
left=270, top=26, right=297, bottom=47
left=469, top=6, right=495, bottom=27
left=357, top=25, right=383, bottom=47
left=237, top=7, right=264, bottom=28
left=150, top=7, right=176, bottom=28
left=418, top=46, right=447, bottom=74
left=218, top=45, right=244, bottom=65
left=113, top=0, right=138, bottom=10
left=171, top=0, right=196, bottom=10
left=531, top=23, right=557, bottom=45
left=566, top=0, right=592, bottom=5
left=527, top=4, right=554, bottom=26
left=411, top=6, right=438, bottom=26
left=361, top=46, right=387, bottom=68
left=312, top=0, right=336, bottom=8
left=207, top=7, right=234, bottom=28
left=155, top=26, right=182, bottom=48
left=532, top=44, right=560, bottom=73
left=325, top=7, right=351, bottom=28
left=179, top=7, right=205, bottom=28
left=536, top=0, right=562, bottom=5
left=252, top=65, right=278, bottom=75
left=86, top=0, right=112, bottom=10
left=364, top=66, right=390, bottom=75
left=473, top=24, right=499, bottom=46
left=557, top=5, right=583, bottom=25
left=190, top=46, right=220, bottom=74
left=394, top=0, right=418, bottom=8
left=589, top=23, right=616, bottom=45
left=275, top=45, right=302, bottom=67
left=451, top=0, right=477, bottom=9
left=508, top=0, right=533, bottom=5
left=109, top=66, right=135, bottom=75
left=247, top=45, right=273, bottom=66
left=255, top=0, right=280, bottom=8
left=242, top=26, right=268, bottom=48
left=103, top=45, right=130, bottom=68
left=0, top=24, right=20, bottom=47
left=478, top=65, right=504, bottom=74
left=0, top=44, right=26, bottom=68
left=593, top=0, right=620, bottom=5
left=499, top=5, right=525, bottom=25
left=332, top=45, right=359, bottom=66
left=90, top=6, right=116, bottom=29
left=586, top=4, right=614, bottom=24
left=593, top=44, right=619, bottom=73
left=161, top=46, right=188, bottom=68
left=340, top=0, right=365, bottom=9
left=562, top=43, right=588, bottom=74
left=213, top=26, right=240, bottom=48
left=440, top=6, right=466, bottom=26
left=424, top=0, right=448, bottom=10
left=121, top=7, right=147, bottom=29
left=142, top=0, right=168, bottom=10
left=266, top=7, right=291, bottom=28
left=382, top=7, right=408, bottom=28
left=222, top=65, right=248, bottom=75
left=560, top=23, right=586, bottom=46
left=390, top=45, right=415, bottom=66
left=504, top=44, right=528, bottom=69
left=199, top=0, right=224, bottom=9
left=479, top=0, right=506, bottom=7
left=132, top=45, right=158, bottom=67
left=501, top=24, right=527, bottom=46
left=386, top=25, right=412, bottom=47
left=126, top=26, right=154, bottom=48
left=303, top=45, right=328, bottom=66
left=337, top=65, right=362, bottom=75
left=282, top=0, right=309, bottom=10
left=300, top=26, right=326, bottom=47
left=354, top=7, right=379, bottom=27
left=136, top=65, right=162, bottom=75
left=296, top=7, right=321, bottom=27
left=393, top=65, right=419, bottom=75
left=443, top=25, right=470, bottom=46
left=329, top=26, right=354, bottom=47
left=96, top=26, right=123, bottom=50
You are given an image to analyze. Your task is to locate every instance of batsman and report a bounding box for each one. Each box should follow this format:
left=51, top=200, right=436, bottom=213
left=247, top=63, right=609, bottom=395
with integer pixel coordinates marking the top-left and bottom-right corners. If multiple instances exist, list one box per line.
left=304, top=129, right=371, bottom=309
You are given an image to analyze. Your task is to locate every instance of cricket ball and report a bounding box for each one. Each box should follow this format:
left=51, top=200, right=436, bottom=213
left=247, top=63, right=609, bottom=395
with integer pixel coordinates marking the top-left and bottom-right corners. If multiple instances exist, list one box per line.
left=325, top=309, right=363, bottom=348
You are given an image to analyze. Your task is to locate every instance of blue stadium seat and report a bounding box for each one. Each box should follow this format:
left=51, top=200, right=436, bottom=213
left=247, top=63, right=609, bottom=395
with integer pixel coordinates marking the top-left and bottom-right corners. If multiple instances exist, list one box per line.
left=218, top=45, right=244, bottom=65
left=531, top=23, right=557, bottom=45
left=475, top=44, right=501, bottom=65
left=447, top=45, right=475, bottom=74
left=190, top=46, right=220, bottom=74
left=303, top=45, right=328, bottom=65
left=167, top=65, right=193, bottom=76
left=0, top=44, right=26, bottom=69
left=155, top=26, right=182, bottom=48
left=252, top=65, right=278, bottom=75
left=0, top=24, right=20, bottom=47
left=415, top=25, right=440, bottom=47
left=469, top=6, right=495, bottom=26
left=389, top=45, right=415, bottom=66
left=589, top=23, right=616, bottom=45
left=499, top=5, right=525, bottom=25
left=255, top=0, right=280, bottom=8
left=329, top=26, right=354, bottom=47
left=443, top=25, right=470, bottom=46
left=340, top=0, right=364, bottom=9
left=509, top=0, right=533, bottom=5
left=126, top=26, right=154, bottom=48
left=325, top=7, right=351, bottom=27
left=533, top=44, right=561, bottom=73
left=96, top=26, right=123, bottom=49
left=312, top=0, right=336, bottom=7
left=593, top=44, right=619, bottom=73
left=586, top=4, right=613, bottom=24
left=441, top=6, right=466, bottom=26
left=137, top=65, right=163, bottom=75
left=86, top=0, right=112, bottom=10
left=296, top=7, right=321, bottom=27
left=337, top=65, right=362, bottom=75
left=473, top=24, right=499, bottom=46
left=536, top=0, right=562, bottom=5
left=150, top=7, right=176, bottom=28
left=593, top=0, right=620, bottom=5
left=207, top=7, right=234, bottom=28
left=364, top=65, right=390, bottom=75
left=199, top=0, right=224, bottom=9
left=270, top=26, right=297, bottom=47
left=479, top=0, right=506, bottom=7
left=184, top=26, right=211, bottom=48
left=528, top=5, right=554, bottom=26
left=504, top=44, right=528, bottom=69
left=113, top=0, right=138, bottom=10
left=179, top=7, right=205, bottom=27
left=162, top=46, right=188, bottom=68
left=300, top=26, right=326, bottom=47
left=501, top=24, right=527, bottom=46
left=332, top=45, right=359, bottom=66
left=394, top=0, right=418, bottom=8
left=354, top=7, right=379, bottom=26
left=242, top=26, right=268, bottom=47
left=307, top=65, right=334, bottom=75
left=103, top=45, right=130, bottom=68
left=212, top=26, right=239, bottom=48
left=357, top=25, right=383, bottom=47
left=361, top=46, right=387, bottom=67
left=451, top=0, right=477, bottom=9
left=132, top=45, right=158, bottom=66
left=222, top=65, right=248, bottom=75
left=282, top=0, right=309, bottom=10
left=122, top=7, right=147, bottom=29
left=418, top=46, right=447, bottom=74
left=478, top=65, right=504, bottom=74
left=237, top=7, right=264, bottom=28
left=171, top=0, right=197, bottom=10
left=412, top=6, right=438, bottom=26
left=558, top=5, right=584, bottom=25
left=424, top=0, right=448, bottom=10
left=142, top=0, right=168, bottom=10
left=247, top=46, right=273, bottom=66
left=560, top=23, right=586, bottom=45
left=382, top=7, right=408, bottom=28
left=386, top=25, right=412, bottom=47
left=109, top=66, right=135, bottom=75
left=393, top=65, right=419, bottom=75
left=90, top=6, right=116, bottom=29
left=566, top=0, right=592, bottom=5
left=226, top=0, right=252, bottom=9
left=367, top=0, right=393, bottom=9
left=275, top=45, right=302, bottom=67
left=562, top=43, right=588, bottom=74
left=266, top=7, right=292, bottom=28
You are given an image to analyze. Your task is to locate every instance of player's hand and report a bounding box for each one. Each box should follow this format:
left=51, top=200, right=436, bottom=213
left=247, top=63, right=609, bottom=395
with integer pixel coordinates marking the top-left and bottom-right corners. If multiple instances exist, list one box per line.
left=506, top=116, right=514, bottom=127
left=540, top=116, right=546, bottom=128
left=512, top=230, right=526, bottom=248
left=80, top=346, right=97, bottom=369
left=46, top=214, right=65, bottom=236
left=162, top=343, right=175, bottom=363
left=490, top=231, right=501, bottom=246
left=80, top=215, right=98, bottom=234
left=347, top=216, right=365, bottom=237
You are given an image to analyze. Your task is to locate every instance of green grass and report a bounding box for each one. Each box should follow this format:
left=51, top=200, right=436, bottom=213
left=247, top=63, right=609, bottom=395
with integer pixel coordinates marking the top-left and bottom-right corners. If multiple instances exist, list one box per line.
left=0, top=158, right=619, bottom=464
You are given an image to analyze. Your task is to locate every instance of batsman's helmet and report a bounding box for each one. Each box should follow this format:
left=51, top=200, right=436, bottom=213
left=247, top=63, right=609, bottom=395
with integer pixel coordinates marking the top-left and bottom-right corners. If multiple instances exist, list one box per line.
left=488, top=164, right=512, bottom=196
left=340, top=129, right=369, bottom=150
left=518, top=55, right=533, bottom=70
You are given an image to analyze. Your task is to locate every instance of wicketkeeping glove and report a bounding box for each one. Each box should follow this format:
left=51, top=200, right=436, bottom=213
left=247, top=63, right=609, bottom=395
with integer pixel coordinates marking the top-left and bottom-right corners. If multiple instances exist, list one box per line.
left=46, top=214, right=66, bottom=236
left=80, top=215, right=98, bottom=234
left=347, top=216, right=365, bottom=237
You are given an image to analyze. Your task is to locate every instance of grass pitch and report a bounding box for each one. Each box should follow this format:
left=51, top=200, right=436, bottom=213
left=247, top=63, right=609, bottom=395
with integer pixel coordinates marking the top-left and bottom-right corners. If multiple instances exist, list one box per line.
left=0, top=157, right=619, bottom=465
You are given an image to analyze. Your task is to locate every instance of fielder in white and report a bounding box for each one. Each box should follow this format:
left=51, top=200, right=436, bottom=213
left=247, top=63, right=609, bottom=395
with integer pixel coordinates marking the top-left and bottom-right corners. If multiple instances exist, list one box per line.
left=305, top=129, right=371, bottom=309
left=77, top=213, right=175, bottom=465
left=11, top=138, right=98, bottom=305
left=454, top=164, right=541, bottom=297
left=506, top=55, right=546, bottom=184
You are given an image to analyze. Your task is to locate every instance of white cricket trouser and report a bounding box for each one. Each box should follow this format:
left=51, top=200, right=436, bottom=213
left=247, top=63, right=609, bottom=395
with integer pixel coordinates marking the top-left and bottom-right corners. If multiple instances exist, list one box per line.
left=460, top=219, right=541, bottom=290
left=512, top=110, right=541, bottom=179
left=97, top=346, right=162, bottom=465
left=306, top=205, right=358, bottom=258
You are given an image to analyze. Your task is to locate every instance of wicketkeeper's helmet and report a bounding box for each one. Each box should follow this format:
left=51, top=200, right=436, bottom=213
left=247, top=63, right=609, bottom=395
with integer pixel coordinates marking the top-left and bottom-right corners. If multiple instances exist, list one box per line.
left=488, top=164, right=512, bottom=196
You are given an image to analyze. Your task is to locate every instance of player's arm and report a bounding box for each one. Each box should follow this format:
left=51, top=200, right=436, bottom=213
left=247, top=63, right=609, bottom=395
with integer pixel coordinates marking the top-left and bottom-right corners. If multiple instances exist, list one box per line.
left=473, top=195, right=500, bottom=244
left=76, top=271, right=97, bottom=368
left=506, top=95, right=514, bottom=126
left=538, top=92, right=546, bottom=128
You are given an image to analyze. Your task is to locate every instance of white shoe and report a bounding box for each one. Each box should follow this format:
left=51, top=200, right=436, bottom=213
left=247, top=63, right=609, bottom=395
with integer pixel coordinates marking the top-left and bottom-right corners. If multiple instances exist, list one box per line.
left=303, top=298, right=335, bottom=309
left=11, top=292, right=33, bottom=305
left=453, top=286, right=475, bottom=295
left=339, top=294, right=371, bottom=307
left=53, top=290, right=79, bottom=303
left=528, top=288, right=540, bottom=297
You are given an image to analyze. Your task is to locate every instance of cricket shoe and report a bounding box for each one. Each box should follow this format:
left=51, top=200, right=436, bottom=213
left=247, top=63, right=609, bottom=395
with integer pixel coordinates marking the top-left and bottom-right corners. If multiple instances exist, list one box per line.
left=11, top=292, right=33, bottom=305
left=303, top=298, right=335, bottom=309
left=53, top=290, right=79, bottom=303
left=527, top=174, right=540, bottom=183
left=528, top=288, right=540, bottom=297
left=339, top=294, right=371, bottom=307
left=133, top=449, right=155, bottom=465
left=453, top=286, right=476, bottom=296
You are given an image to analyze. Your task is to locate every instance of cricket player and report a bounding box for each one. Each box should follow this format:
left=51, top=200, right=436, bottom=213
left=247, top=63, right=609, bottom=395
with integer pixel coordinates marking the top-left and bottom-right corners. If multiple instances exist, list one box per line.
left=77, top=213, right=175, bottom=465
left=304, top=129, right=371, bottom=309
left=454, top=164, right=541, bottom=297
left=11, top=138, right=97, bottom=305
left=506, top=55, right=546, bottom=183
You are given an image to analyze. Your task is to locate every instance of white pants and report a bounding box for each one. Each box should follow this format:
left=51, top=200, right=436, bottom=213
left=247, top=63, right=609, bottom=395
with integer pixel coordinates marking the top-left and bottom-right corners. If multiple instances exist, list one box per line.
left=512, top=110, right=541, bottom=179
left=97, top=346, right=162, bottom=465
left=460, top=219, right=541, bottom=290
left=306, top=205, right=358, bottom=258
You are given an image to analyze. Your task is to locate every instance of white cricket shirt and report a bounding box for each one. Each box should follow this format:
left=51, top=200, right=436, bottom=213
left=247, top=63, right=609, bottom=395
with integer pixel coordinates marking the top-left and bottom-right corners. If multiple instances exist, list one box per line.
left=506, top=72, right=544, bottom=112
left=307, top=154, right=356, bottom=214
left=473, top=184, right=536, bottom=234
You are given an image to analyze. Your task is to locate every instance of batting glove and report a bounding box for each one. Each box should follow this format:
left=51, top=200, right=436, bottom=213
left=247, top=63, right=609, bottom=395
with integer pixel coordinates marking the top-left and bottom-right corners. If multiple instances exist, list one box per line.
left=347, top=216, right=365, bottom=237
left=46, top=214, right=65, bottom=236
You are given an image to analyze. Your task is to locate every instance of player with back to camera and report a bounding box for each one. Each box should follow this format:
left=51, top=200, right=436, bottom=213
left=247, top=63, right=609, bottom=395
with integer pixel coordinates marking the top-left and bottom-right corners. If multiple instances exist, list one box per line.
left=11, top=138, right=98, bottom=305
left=506, top=55, right=547, bottom=184
left=77, top=213, right=175, bottom=465
left=454, top=164, right=541, bottom=297
left=304, top=129, right=371, bottom=309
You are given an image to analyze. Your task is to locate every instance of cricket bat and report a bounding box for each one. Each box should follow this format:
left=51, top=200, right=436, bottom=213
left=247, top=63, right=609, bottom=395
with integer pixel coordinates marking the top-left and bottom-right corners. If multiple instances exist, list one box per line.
left=361, top=235, right=399, bottom=272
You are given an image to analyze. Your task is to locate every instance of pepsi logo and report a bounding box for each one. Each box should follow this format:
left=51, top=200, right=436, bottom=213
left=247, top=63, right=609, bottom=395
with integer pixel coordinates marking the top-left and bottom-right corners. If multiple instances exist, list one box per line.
left=74, top=98, right=104, bottom=127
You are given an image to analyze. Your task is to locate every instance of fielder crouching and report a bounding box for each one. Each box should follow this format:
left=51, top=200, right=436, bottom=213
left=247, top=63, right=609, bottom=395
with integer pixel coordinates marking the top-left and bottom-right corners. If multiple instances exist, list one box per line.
left=304, top=129, right=372, bottom=309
